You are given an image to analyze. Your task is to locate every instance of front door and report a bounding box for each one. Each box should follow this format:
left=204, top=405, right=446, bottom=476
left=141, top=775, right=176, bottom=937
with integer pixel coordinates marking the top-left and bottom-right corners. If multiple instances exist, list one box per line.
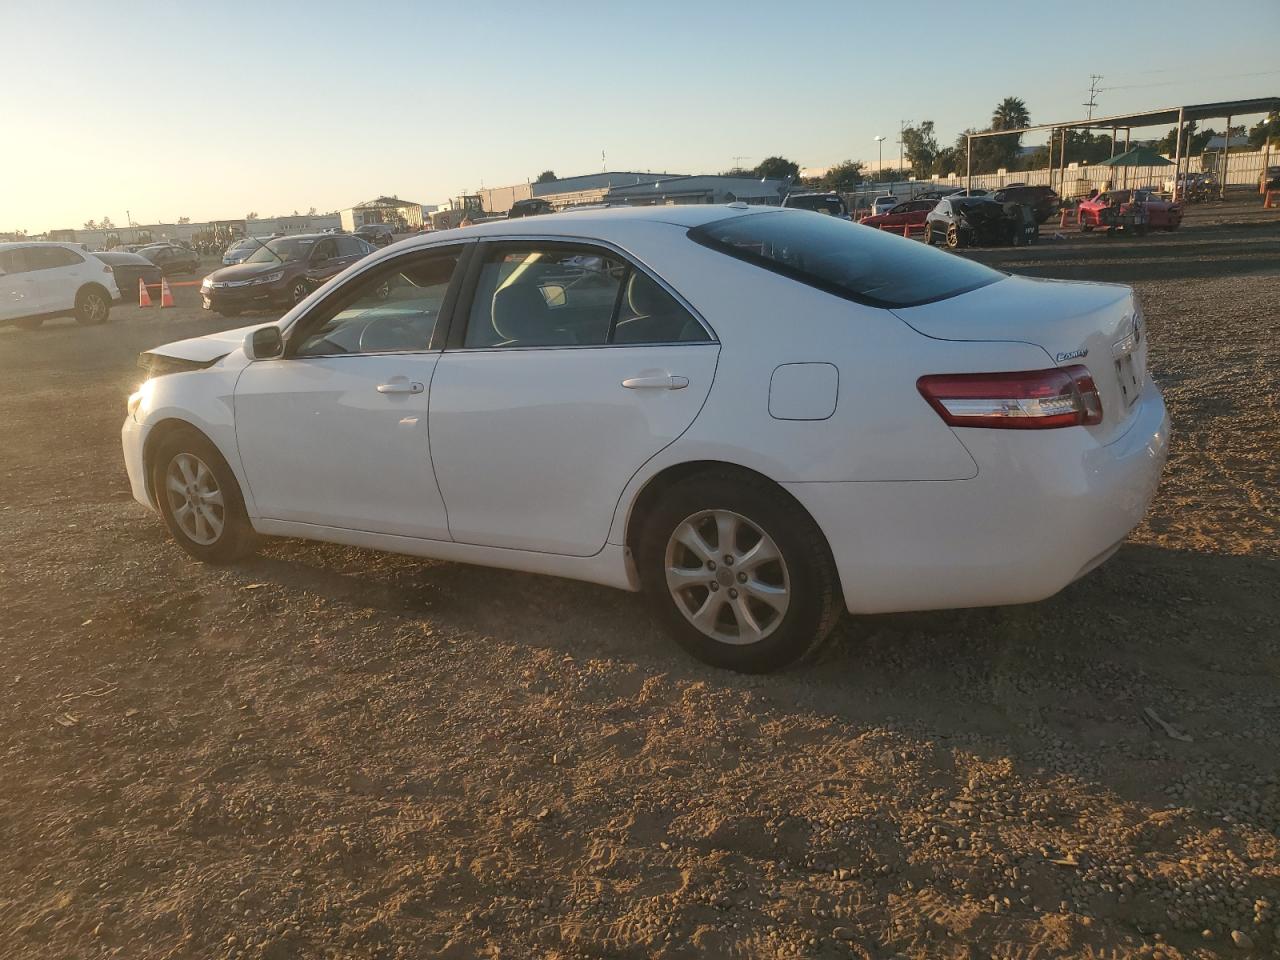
left=428, top=240, right=719, bottom=557
left=234, top=246, right=463, bottom=539
left=0, top=247, right=43, bottom=320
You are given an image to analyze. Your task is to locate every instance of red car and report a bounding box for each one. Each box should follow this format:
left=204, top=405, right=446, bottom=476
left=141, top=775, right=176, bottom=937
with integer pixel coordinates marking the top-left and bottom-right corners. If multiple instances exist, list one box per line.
left=1078, top=189, right=1183, bottom=233
left=859, top=198, right=937, bottom=231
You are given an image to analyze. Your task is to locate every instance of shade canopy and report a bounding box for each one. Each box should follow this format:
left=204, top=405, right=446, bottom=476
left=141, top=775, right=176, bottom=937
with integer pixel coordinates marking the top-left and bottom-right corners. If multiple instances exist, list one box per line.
left=1095, top=146, right=1175, bottom=168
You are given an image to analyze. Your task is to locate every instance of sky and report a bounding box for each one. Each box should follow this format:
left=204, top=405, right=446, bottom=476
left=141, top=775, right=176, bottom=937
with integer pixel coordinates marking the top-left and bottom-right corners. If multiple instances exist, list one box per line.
left=3, top=0, right=1279, bottom=233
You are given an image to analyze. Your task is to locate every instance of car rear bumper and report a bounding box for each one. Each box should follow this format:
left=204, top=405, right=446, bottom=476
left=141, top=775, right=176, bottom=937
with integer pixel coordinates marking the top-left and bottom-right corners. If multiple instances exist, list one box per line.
left=786, top=379, right=1170, bottom=615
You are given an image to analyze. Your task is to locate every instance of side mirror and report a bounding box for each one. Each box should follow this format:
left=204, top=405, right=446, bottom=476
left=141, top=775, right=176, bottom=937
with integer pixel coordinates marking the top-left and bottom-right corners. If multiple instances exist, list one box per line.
left=244, top=325, right=283, bottom=360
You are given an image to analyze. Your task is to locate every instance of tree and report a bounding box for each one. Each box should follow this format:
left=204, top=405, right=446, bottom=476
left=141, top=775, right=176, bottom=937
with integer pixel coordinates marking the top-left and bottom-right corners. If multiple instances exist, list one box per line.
left=1154, top=122, right=1218, bottom=156
left=307, top=206, right=318, bottom=216
left=245, top=212, right=258, bottom=220
left=992, top=97, right=1030, bottom=132
left=1248, top=111, right=1279, bottom=148
left=822, top=159, right=864, bottom=193
left=982, top=97, right=1031, bottom=171
left=754, top=156, right=800, bottom=181
left=177, top=216, right=190, bottom=224
left=901, top=121, right=939, bottom=177
left=535, top=170, right=557, bottom=183
left=100, top=216, right=114, bottom=229
left=82, top=219, right=98, bottom=230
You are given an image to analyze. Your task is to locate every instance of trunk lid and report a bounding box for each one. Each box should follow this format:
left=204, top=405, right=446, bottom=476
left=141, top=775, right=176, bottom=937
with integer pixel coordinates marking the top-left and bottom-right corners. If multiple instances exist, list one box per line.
left=893, top=274, right=1146, bottom=444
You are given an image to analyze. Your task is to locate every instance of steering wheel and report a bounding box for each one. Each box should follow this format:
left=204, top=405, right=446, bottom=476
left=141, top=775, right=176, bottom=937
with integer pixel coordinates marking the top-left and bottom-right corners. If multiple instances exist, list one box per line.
left=357, top=311, right=430, bottom=353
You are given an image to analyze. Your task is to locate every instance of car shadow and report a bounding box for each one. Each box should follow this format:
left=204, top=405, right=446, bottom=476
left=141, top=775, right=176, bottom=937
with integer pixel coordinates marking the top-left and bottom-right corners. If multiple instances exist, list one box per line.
left=229, top=537, right=1279, bottom=830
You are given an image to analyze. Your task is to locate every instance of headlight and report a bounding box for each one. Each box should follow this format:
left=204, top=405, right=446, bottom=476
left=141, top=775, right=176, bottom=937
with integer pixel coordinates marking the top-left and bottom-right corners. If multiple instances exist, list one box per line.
left=200, top=276, right=212, bottom=289
left=253, top=271, right=285, bottom=284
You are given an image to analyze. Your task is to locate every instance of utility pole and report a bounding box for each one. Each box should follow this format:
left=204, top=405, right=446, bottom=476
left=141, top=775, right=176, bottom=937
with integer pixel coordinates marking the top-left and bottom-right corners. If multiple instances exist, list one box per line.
left=731, top=155, right=753, bottom=171
left=874, top=135, right=886, bottom=182
left=898, top=120, right=912, bottom=179
left=1083, top=75, right=1102, bottom=121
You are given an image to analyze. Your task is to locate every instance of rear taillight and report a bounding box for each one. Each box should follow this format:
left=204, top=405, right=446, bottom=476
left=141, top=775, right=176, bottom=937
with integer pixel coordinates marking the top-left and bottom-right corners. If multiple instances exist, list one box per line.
left=917, top=365, right=1103, bottom=429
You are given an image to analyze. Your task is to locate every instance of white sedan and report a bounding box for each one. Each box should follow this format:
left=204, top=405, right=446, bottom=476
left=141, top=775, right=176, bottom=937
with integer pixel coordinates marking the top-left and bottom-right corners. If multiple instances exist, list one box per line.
left=122, top=205, right=1169, bottom=672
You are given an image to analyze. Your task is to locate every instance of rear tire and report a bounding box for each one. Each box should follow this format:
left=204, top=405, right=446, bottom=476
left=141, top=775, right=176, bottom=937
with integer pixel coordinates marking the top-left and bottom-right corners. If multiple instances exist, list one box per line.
left=945, top=225, right=963, bottom=249
left=150, top=428, right=259, bottom=564
left=638, top=471, right=841, bottom=673
left=922, top=224, right=934, bottom=246
left=75, top=286, right=110, bottom=325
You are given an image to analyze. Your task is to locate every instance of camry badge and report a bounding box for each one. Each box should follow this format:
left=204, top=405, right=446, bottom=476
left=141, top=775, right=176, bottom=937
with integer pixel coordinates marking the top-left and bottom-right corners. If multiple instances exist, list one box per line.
left=1056, top=348, right=1088, bottom=362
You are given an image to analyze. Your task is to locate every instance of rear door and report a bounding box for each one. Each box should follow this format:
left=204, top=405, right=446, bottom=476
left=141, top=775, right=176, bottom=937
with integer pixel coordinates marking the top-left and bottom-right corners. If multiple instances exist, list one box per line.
left=428, top=239, right=719, bottom=556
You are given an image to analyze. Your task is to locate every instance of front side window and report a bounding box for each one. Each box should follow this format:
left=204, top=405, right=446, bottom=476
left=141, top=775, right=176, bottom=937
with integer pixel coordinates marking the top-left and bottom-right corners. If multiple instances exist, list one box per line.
left=0, top=249, right=31, bottom=274
left=246, top=237, right=314, bottom=264
left=464, top=243, right=708, bottom=349
left=291, top=249, right=460, bottom=358
left=690, top=210, right=1001, bottom=308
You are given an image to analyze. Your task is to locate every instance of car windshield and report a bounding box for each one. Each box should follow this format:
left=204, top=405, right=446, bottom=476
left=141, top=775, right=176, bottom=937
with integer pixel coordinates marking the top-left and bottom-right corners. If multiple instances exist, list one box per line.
left=689, top=210, right=1002, bottom=308
left=244, top=237, right=316, bottom=264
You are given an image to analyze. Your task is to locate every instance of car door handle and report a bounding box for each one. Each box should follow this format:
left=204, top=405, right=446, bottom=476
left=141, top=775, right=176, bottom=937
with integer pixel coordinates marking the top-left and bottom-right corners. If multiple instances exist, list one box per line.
left=376, top=381, right=424, bottom=394
left=621, top=374, right=689, bottom=390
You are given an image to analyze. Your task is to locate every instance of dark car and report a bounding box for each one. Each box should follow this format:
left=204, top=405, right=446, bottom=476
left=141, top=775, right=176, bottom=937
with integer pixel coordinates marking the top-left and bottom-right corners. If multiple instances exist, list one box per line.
left=924, top=198, right=1038, bottom=249
left=200, top=234, right=373, bottom=316
left=93, top=251, right=162, bottom=303
left=139, top=243, right=200, bottom=275
left=991, top=185, right=1060, bottom=223
left=507, top=198, right=555, bottom=219
left=355, top=223, right=396, bottom=247
left=782, top=192, right=850, bottom=218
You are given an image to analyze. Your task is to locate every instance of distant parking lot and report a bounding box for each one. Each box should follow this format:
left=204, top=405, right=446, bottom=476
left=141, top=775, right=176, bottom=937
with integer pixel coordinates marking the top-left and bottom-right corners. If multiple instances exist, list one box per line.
left=1, top=196, right=1277, bottom=959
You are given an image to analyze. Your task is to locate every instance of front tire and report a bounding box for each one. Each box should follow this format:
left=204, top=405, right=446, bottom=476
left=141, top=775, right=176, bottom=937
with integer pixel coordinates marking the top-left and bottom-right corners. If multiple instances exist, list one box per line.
left=922, top=223, right=934, bottom=246
left=638, top=471, right=840, bottom=673
left=290, top=279, right=310, bottom=305
left=75, top=287, right=110, bottom=325
left=151, top=428, right=259, bottom=564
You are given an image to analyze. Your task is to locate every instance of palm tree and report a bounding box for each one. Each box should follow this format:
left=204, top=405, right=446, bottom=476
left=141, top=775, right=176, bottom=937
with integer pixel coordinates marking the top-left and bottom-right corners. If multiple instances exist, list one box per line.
left=992, top=97, right=1030, bottom=132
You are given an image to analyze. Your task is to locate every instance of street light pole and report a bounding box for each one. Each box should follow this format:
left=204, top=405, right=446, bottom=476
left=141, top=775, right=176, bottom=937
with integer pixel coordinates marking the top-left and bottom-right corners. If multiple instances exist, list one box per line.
left=874, top=135, right=886, bottom=183
left=898, top=120, right=911, bottom=179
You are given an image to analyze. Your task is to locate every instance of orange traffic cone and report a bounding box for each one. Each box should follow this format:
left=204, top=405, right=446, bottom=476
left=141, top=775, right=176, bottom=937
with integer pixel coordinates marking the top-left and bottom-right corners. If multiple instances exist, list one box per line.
left=903, top=223, right=911, bottom=238
left=1265, top=190, right=1276, bottom=209
left=137, top=277, right=153, bottom=307
left=160, top=277, right=175, bottom=308
left=1059, top=207, right=1070, bottom=228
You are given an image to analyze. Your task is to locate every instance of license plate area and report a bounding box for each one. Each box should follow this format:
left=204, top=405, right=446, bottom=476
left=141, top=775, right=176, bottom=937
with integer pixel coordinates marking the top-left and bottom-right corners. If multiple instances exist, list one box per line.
left=1115, top=354, right=1141, bottom=407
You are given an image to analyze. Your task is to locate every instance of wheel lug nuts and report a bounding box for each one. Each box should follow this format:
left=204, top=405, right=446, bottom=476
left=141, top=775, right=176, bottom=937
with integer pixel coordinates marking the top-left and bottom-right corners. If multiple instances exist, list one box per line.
left=728, top=588, right=739, bottom=599
left=709, top=582, right=719, bottom=591
left=723, top=555, right=734, bottom=565
left=737, top=572, right=747, bottom=583
left=707, top=560, right=716, bottom=570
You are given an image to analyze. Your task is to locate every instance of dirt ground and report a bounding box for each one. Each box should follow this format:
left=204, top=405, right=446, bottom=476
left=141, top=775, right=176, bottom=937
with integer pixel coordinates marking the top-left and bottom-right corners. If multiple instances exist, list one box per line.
left=1, top=197, right=1277, bottom=960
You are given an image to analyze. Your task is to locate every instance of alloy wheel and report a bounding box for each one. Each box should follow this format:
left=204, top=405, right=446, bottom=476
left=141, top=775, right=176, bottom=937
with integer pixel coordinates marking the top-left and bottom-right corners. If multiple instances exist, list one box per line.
left=664, top=509, right=790, bottom=645
left=86, top=293, right=107, bottom=323
left=164, top=453, right=225, bottom=546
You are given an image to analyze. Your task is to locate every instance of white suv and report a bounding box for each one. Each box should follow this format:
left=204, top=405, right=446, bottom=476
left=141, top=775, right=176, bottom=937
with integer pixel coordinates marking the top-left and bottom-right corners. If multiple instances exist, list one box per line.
left=1, top=242, right=121, bottom=330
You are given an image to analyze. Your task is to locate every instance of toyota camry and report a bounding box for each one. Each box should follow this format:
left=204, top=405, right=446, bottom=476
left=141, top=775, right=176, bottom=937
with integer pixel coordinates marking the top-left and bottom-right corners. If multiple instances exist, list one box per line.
left=123, top=205, right=1169, bottom=672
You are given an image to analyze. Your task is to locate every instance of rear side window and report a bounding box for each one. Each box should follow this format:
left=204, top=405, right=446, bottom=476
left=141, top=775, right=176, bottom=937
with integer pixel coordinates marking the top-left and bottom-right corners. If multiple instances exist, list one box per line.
left=689, top=210, right=1002, bottom=308
left=28, top=247, right=84, bottom=270
left=464, top=244, right=709, bottom=349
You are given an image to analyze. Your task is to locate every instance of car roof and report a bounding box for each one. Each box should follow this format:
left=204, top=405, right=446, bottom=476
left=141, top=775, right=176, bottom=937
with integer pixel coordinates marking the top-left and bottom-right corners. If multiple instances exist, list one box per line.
left=0, top=240, right=82, bottom=251
left=366, top=204, right=785, bottom=258
left=93, top=250, right=151, bottom=263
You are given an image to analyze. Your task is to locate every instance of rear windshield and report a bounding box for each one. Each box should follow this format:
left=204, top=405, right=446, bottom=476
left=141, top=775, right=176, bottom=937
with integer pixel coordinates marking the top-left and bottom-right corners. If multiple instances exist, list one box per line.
left=688, top=210, right=1002, bottom=308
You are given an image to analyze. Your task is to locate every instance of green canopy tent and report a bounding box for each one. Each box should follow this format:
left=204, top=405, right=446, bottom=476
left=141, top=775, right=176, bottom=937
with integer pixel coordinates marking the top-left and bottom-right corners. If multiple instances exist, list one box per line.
left=1095, top=146, right=1174, bottom=190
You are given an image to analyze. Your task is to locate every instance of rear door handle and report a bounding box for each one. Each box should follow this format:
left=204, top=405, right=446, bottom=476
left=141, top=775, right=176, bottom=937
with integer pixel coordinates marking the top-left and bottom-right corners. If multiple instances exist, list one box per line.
left=376, top=380, right=424, bottom=394
left=621, top=374, right=689, bottom=390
